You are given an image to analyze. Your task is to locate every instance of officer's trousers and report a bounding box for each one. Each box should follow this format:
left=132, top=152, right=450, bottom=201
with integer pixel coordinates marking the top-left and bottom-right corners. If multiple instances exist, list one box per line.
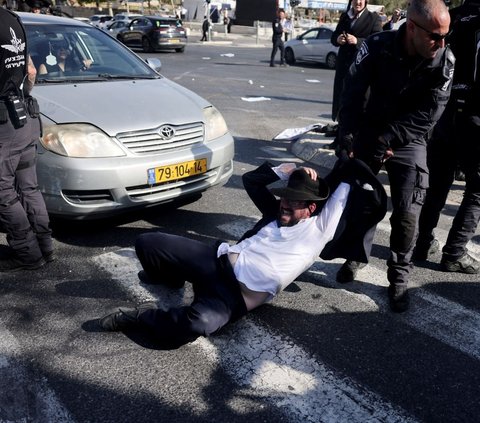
left=134, top=232, right=247, bottom=345
left=0, top=115, right=52, bottom=263
left=357, top=140, right=428, bottom=286
left=270, top=38, right=285, bottom=65
left=418, top=110, right=480, bottom=260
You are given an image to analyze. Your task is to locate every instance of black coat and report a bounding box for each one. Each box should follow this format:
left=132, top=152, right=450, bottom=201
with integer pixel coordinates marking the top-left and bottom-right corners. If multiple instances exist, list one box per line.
left=331, top=9, right=382, bottom=120
left=240, top=158, right=387, bottom=263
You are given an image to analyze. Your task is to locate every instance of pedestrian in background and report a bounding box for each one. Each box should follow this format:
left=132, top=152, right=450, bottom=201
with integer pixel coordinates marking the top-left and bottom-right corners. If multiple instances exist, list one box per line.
left=327, top=0, right=382, bottom=149
left=335, top=0, right=454, bottom=312
left=270, top=8, right=288, bottom=67
left=0, top=8, right=54, bottom=271
left=200, top=16, right=210, bottom=42
left=414, top=0, right=480, bottom=274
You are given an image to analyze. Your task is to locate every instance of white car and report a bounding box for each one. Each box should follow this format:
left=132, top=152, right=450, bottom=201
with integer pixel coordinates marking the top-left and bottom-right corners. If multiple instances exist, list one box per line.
left=284, top=26, right=339, bottom=69
left=89, top=14, right=113, bottom=29
left=24, top=13, right=234, bottom=219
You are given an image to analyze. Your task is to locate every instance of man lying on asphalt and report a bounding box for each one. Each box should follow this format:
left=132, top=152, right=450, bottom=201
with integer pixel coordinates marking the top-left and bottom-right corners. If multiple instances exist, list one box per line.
left=98, top=159, right=386, bottom=347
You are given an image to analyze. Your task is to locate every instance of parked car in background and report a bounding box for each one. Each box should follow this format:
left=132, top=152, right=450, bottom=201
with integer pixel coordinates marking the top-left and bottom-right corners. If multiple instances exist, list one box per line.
left=105, top=19, right=130, bottom=38
left=113, top=13, right=142, bottom=22
left=284, top=26, right=339, bottom=69
left=89, top=14, right=112, bottom=28
left=24, top=12, right=233, bottom=219
left=118, top=16, right=187, bottom=53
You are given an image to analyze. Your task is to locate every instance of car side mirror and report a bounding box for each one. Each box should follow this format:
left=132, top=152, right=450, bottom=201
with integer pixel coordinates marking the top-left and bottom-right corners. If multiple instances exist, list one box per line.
left=146, top=58, right=162, bottom=72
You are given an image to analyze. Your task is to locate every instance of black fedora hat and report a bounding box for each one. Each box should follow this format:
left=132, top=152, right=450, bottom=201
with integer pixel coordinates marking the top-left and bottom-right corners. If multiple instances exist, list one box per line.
left=270, top=168, right=330, bottom=201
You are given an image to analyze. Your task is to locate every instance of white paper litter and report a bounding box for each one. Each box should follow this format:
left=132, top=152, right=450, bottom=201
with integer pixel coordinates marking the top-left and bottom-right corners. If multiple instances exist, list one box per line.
left=220, top=53, right=235, bottom=57
left=241, top=96, right=271, bottom=102
left=273, top=123, right=324, bottom=141
left=306, top=79, right=321, bottom=83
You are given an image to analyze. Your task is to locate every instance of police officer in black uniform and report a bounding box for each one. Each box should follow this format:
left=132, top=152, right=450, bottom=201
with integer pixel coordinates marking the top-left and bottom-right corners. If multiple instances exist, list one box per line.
left=270, top=9, right=287, bottom=67
left=0, top=8, right=53, bottom=271
left=335, top=0, right=454, bottom=312
left=414, top=0, right=480, bottom=274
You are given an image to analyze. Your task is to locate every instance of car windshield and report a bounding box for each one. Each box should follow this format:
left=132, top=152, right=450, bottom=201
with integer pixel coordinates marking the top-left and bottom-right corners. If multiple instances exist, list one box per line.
left=26, top=23, right=160, bottom=82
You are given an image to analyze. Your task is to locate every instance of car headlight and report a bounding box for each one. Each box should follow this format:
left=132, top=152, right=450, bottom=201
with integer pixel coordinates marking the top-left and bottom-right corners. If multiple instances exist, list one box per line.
left=203, top=106, right=228, bottom=142
left=41, top=124, right=126, bottom=158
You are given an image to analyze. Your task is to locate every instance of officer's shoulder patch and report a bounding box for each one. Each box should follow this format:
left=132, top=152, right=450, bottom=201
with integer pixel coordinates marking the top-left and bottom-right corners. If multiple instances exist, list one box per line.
left=355, top=42, right=369, bottom=65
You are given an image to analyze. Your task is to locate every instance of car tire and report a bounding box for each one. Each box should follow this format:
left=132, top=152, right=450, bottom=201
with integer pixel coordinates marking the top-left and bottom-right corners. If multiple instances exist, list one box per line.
left=175, top=47, right=185, bottom=53
left=142, top=37, right=153, bottom=53
left=116, top=35, right=124, bottom=43
left=285, top=48, right=295, bottom=65
left=326, top=52, right=337, bottom=70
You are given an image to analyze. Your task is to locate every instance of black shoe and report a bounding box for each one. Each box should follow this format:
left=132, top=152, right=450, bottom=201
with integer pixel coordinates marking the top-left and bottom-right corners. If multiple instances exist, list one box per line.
left=388, top=284, right=410, bottom=313
left=336, top=260, right=366, bottom=283
left=137, top=270, right=185, bottom=288
left=99, top=302, right=157, bottom=331
left=270, top=63, right=276, bottom=67
left=0, top=256, right=46, bottom=272
left=441, top=253, right=480, bottom=274
left=43, top=250, right=55, bottom=263
left=412, top=239, right=439, bottom=261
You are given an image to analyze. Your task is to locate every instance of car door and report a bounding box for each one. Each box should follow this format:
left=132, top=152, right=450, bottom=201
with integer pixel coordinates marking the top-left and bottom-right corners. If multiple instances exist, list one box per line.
left=295, top=29, right=319, bottom=60
left=313, top=28, right=334, bottom=62
left=124, top=18, right=148, bottom=47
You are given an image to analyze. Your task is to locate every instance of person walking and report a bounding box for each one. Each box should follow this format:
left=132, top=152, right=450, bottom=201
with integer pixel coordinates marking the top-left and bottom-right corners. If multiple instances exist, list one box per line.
left=270, top=9, right=288, bottom=67
left=0, top=8, right=54, bottom=271
left=98, top=159, right=386, bottom=347
left=414, top=0, right=480, bottom=274
left=200, top=16, right=210, bottom=42
left=335, top=0, right=454, bottom=312
left=326, top=0, right=382, bottom=149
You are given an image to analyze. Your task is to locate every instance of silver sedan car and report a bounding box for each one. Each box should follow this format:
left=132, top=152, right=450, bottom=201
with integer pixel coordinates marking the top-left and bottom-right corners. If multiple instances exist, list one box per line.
left=284, top=26, right=339, bottom=69
left=23, top=13, right=234, bottom=219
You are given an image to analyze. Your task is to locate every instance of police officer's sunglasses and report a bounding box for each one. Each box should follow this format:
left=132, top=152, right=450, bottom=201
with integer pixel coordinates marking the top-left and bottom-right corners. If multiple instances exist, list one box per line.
left=409, top=18, right=452, bottom=42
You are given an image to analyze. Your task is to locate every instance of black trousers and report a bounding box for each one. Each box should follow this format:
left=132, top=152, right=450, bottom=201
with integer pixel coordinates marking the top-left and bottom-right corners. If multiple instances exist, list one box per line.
left=135, top=232, right=247, bottom=344
left=355, top=139, right=428, bottom=286
left=270, top=37, right=285, bottom=65
left=0, top=115, right=52, bottom=263
left=418, top=106, right=480, bottom=260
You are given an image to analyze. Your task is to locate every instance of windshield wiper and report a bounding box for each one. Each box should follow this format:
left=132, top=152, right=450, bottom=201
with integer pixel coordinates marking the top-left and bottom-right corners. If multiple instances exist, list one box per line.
left=97, top=73, right=158, bottom=79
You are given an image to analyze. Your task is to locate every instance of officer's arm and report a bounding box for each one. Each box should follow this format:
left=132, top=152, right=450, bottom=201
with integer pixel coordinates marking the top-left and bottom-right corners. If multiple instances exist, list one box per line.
left=242, top=162, right=280, bottom=218
left=338, top=40, right=374, bottom=145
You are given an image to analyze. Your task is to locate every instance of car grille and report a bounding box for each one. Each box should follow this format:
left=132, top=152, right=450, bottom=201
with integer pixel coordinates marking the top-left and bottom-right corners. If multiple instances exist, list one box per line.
left=116, top=122, right=204, bottom=155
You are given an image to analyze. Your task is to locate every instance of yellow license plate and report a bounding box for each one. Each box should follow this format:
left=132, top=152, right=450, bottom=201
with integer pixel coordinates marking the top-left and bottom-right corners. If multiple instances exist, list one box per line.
left=148, top=159, right=207, bottom=184
left=169, top=39, right=180, bottom=43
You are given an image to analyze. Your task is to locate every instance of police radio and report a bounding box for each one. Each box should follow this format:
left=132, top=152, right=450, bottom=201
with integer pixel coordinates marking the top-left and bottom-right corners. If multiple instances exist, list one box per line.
left=7, top=95, right=27, bottom=128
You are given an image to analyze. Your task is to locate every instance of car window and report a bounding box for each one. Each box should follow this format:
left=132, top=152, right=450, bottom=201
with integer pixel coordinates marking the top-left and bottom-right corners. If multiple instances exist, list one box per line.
left=301, top=29, right=318, bottom=40
left=26, top=23, right=159, bottom=81
left=130, top=19, right=142, bottom=28
left=317, top=28, right=332, bottom=40
left=156, top=19, right=182, bottom=28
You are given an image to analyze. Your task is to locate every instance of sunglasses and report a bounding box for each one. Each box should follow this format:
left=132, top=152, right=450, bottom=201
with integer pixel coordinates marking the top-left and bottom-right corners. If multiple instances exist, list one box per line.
left=409, top=18, right=451, bottom=42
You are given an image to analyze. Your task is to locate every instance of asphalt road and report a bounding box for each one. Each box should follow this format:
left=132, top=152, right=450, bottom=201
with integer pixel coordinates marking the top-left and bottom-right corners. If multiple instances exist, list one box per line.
left=0, top=41, right=479, bottom=423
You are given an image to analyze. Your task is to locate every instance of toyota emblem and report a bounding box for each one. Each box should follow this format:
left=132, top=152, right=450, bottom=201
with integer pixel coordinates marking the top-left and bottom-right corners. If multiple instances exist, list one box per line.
left=159, top=125, right=175, bottom=140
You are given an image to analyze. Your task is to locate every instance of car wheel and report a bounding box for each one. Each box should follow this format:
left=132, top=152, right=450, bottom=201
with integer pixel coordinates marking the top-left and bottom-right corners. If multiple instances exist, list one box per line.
left=326, top=52, right=337, bottom=70
left=175, top=47, right=185, bottom=53
left=116, top=34, right=124, bottom=43
left=285, top=48, right=295, bottom=65
left=142, top=37, right=153, bottom=53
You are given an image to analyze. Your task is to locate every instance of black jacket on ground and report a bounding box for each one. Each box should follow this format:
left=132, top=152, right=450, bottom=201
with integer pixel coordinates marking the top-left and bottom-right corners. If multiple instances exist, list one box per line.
left=240, top=158, right=387, bottom=263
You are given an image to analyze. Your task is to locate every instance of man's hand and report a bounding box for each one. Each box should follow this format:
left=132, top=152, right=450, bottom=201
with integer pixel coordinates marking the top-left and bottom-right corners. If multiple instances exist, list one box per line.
left=25, top=55, right=36, bottom=94
left=299, top=166, right=318, bottom=180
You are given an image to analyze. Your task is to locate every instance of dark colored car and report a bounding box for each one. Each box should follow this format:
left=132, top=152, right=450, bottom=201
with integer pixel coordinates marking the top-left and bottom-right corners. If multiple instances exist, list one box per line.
left=118, top=16, right=187, bottom=53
